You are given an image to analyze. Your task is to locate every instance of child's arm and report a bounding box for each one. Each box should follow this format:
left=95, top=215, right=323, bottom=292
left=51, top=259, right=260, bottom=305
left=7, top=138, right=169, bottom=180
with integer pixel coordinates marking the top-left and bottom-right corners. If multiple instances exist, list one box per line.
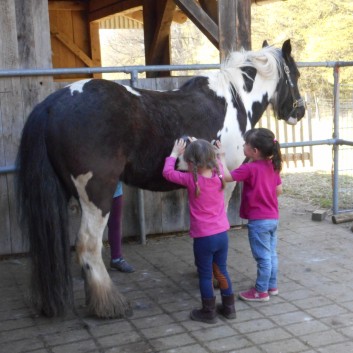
left=162, top=139, right=188, bottom=185
left=214, top=141, right=233, bottom=182
left=276, top=184, right=283, bottom=196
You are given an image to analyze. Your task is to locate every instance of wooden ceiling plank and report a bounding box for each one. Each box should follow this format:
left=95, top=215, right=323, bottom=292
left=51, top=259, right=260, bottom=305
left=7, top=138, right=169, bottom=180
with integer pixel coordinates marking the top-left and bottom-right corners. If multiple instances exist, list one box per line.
left=174, top=0, right=219, bottom=48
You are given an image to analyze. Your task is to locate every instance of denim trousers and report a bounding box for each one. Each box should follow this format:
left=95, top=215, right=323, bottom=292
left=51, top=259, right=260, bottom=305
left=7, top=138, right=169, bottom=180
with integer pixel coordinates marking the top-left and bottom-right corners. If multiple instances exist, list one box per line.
left=247, top=219, right=279, bottom=293
left=193, top=231, right=233, bottom=299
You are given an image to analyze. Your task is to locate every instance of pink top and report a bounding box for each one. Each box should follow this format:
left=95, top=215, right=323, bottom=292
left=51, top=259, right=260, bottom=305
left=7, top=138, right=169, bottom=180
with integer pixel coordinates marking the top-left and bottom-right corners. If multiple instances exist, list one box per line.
left=230, top=159, right=282, bottom=220
left=163, top=157, right=230, bottom=238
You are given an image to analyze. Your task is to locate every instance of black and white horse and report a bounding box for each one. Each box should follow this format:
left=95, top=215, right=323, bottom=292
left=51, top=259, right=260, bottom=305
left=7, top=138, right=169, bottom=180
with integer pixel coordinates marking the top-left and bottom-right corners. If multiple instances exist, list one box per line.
left=16, top=39, right=305, bottom=318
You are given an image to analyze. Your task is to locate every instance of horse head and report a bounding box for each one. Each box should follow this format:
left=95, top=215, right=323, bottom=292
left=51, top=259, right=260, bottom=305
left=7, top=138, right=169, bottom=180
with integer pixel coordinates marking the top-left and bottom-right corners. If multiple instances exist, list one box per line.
left=267, top=39, right=306, bottom=125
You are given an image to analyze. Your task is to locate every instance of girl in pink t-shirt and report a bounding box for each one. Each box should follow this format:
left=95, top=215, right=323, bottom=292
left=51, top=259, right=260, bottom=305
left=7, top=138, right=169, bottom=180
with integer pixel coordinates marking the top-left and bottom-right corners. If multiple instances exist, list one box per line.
left=163, top=139, right=235, bottom=324
left=220, top=128, right=283, bottom=302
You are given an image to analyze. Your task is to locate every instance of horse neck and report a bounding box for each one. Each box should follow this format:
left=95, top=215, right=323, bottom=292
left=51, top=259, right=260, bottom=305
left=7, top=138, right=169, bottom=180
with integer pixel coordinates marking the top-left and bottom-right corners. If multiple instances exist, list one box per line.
left=239, top=71, right=278, bottom=128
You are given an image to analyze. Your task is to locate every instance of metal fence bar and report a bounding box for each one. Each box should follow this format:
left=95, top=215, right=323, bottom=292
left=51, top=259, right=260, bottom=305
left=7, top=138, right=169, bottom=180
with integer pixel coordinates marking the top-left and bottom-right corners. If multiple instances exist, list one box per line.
left=0, top=61, right=353, bottom=78
left=332, top=66, right=341, bottom=215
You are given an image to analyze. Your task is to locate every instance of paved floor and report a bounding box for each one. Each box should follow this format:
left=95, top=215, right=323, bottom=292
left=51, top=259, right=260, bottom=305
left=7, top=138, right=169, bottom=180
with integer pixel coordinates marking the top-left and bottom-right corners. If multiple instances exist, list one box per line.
left=1, top=197, right=353, bottom=353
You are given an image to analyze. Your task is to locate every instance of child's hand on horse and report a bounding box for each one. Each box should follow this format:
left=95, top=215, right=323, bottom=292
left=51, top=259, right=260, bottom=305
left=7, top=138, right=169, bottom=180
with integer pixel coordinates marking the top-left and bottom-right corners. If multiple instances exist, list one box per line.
left=170, top=139, right=186, bottom=158
left=214, top=140, right=225, bottom=158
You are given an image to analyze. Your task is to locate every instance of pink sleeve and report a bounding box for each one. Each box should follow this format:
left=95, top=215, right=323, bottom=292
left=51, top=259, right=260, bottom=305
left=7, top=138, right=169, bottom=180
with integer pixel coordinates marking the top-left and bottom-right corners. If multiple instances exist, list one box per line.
left=230, top=164, right=251, bottom=182
left=162, top=157, right=190, bottom=187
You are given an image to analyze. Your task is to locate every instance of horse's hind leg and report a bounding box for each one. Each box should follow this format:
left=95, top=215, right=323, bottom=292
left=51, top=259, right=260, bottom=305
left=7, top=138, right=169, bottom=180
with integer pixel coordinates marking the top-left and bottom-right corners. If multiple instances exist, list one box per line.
left=72, top=172, right=132, bottom=318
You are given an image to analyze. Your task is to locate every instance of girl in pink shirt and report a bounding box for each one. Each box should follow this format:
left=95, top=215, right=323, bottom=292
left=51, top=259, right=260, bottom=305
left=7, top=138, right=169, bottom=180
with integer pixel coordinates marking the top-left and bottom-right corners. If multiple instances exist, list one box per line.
left=163, top=139, right=235, bottom=324
left=220, top=128, right=283, bottom=302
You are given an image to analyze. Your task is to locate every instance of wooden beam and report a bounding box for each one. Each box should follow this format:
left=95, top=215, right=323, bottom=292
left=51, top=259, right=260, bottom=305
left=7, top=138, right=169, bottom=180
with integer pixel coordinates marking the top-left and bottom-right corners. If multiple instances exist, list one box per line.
left=218, top=0, right=251, bottom=62
left=174, top=0, right=219, bottom=49
left=88, top=0, right=142, bottom=22
left=48, top=1, right=86, bottom=11
left=146, top=0, right=175, bottom=65
left=142, top=0, right=173, bottom=77
left=50, top=24, right=93, bottom=67
left=332, top=212, right=353, bottom=224
left=198, top=0, right=218, bottom=24
left=90, top=21, right=102, bottom=78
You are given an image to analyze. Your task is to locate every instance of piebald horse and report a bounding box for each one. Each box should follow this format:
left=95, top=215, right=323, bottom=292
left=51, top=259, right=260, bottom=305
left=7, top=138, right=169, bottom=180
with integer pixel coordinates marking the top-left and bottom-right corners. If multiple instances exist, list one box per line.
left=16, top=39, right=305, bottom=318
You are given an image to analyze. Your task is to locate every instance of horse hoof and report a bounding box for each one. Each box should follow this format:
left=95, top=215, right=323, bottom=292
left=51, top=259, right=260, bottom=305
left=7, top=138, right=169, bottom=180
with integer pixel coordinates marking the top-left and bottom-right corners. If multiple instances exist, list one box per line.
left=87, top=283, right=133, bottom=319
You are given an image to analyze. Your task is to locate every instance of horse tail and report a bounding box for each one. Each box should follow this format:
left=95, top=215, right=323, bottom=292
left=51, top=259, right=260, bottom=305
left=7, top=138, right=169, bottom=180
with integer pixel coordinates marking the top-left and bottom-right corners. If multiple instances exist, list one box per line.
left=16, top=101, right=73, bottom=317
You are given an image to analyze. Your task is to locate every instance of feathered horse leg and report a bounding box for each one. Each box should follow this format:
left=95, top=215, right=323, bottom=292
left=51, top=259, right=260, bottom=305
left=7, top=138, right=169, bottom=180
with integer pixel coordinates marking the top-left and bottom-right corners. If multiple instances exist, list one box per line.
left=72, top=172, right=132, bottom=318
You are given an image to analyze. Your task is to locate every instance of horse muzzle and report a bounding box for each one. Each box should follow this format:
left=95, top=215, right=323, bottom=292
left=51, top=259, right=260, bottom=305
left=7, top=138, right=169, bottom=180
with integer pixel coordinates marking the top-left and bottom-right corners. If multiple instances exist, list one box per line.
left=287, top=98, right=306, bottom=125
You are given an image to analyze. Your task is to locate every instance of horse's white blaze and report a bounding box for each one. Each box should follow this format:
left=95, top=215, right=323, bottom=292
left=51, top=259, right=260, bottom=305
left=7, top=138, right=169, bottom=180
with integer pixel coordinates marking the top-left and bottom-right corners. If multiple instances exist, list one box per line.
left=123, top=85, right=141, bottom=96
left=68, top=79, right=92, bottom=95
left=71, top=172, right=110, bottom=284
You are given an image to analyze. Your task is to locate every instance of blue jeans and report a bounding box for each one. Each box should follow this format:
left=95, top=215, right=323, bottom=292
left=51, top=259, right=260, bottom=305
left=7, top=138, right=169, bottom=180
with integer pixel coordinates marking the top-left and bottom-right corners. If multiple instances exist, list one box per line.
left=247, top=219, right=278, bottom=293
left=193, top=231, right=233, bottom=299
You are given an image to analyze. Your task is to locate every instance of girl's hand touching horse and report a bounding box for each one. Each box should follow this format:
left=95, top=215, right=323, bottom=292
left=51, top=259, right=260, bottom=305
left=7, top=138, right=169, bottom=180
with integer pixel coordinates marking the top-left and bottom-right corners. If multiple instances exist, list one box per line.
left=214, top=141, right=233, bottom=182
left=170, top=139, right=186, bottom=158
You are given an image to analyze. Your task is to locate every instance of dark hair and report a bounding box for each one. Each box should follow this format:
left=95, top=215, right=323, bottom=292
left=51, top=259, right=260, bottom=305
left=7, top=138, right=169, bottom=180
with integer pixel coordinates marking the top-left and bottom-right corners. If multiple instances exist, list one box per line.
left=183, top=139, right=225, bottom=197
left=243, top=128, right=283, bottom=172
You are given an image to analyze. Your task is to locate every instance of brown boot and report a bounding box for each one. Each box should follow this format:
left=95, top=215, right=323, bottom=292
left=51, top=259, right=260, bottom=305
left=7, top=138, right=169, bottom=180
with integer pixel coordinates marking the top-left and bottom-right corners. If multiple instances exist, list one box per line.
left=190, top=297, right=217, bottom=324
left=217, top=294, right=236, bottom=319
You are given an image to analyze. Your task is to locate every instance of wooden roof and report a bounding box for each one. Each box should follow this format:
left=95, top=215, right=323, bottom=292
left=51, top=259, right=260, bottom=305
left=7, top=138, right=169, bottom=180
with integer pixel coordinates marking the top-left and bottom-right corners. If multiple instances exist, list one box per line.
left=48, top=0, right=283, bottom=78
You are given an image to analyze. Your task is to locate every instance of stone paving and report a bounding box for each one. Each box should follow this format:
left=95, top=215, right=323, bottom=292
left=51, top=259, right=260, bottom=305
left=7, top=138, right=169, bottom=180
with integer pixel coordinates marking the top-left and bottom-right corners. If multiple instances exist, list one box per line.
left=1, top=198, right=353, bottom=353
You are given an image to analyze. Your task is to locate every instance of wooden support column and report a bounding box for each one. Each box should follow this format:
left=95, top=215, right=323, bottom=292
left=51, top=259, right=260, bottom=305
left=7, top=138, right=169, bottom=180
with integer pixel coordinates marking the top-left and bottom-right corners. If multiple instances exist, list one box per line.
left=90, top=21, right=102, bottom=79
left=218, top=0, right=251, bottom=62
left=142, top=0, right=175, bottom=78
left=0, top=0, right=53, bottom=255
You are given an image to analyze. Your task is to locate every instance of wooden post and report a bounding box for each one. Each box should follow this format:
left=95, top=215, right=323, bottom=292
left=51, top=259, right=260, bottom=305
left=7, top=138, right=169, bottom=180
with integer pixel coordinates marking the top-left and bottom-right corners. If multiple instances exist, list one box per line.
left=0, top=0, right=53, bottom=255
left=218, top=0, right=251, bottom=62
left=90, top=21, right=102, bottom=79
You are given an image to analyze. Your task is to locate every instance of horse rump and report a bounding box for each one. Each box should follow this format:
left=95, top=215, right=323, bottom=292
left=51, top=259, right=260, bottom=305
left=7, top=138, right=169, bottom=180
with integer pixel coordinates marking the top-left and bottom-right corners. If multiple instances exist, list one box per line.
left=15, top=102, right=73, bottom=317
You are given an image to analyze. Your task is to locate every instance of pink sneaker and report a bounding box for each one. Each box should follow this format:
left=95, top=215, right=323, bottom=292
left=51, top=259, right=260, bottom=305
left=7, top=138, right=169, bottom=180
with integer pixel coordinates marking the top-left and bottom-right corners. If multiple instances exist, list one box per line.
left=239, top=288, right=269, bottom=302
left=268, top=288, right=279, bottom=296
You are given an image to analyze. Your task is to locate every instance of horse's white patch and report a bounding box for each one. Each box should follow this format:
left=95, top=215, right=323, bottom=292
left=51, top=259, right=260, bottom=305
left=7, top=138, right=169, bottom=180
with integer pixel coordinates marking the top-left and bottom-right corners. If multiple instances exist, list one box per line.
left=122, top=85, right=141, bottom=96
left=68, top=79, right=92, bottom=95
left=219, top=103, right=246, bottom=171
left=177, top=155, right=188, bottom=171
left=287, top=117, right=298, bottom=125
left=71, top=172, right=110, bottom=282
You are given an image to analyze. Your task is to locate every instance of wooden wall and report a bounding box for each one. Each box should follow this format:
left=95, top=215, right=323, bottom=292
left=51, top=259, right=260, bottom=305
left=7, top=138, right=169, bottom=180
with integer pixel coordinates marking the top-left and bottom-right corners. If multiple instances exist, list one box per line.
left=48, top=1, right=101, bottom=81
left=0, top=0, right=53, bottom=255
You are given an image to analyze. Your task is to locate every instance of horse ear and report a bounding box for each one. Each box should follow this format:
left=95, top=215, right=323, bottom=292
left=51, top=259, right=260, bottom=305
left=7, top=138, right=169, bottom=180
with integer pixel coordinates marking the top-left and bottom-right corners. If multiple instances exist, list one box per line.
left=262, top=40, right=269, bottom=48
left=282, top=39, right=292, bottom=59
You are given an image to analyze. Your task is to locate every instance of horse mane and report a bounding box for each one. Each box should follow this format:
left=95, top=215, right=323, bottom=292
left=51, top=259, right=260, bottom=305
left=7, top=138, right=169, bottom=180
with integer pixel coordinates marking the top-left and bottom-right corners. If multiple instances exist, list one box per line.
left=207, top=46, right=283, bottom=99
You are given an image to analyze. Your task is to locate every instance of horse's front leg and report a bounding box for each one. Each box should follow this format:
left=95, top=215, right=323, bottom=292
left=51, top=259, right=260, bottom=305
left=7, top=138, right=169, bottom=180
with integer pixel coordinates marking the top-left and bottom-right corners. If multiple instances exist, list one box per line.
left=73, top=173, right=132, bottom=318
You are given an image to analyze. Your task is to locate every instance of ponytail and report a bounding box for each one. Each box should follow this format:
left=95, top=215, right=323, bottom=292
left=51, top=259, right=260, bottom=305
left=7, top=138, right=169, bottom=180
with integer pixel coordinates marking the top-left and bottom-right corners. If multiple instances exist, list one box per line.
left=272, top=140, right=283, bottom=172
